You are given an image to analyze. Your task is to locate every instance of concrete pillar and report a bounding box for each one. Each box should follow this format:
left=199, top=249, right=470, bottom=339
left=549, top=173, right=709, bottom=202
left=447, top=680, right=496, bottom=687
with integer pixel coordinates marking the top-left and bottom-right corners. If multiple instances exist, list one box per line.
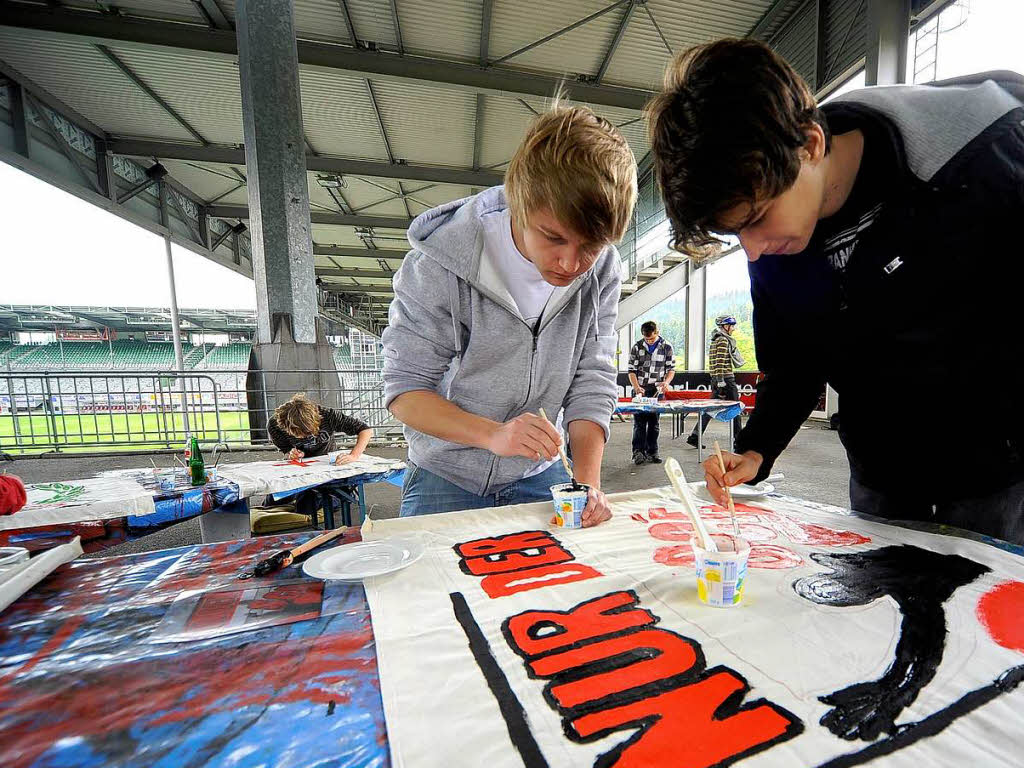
left=236, top=0, right=317, bottom=345
left=236, top=0, right=342, bottom=443
left=686, top=262, right=707, bottom=372
left=865, top=0, right=911, bottom=86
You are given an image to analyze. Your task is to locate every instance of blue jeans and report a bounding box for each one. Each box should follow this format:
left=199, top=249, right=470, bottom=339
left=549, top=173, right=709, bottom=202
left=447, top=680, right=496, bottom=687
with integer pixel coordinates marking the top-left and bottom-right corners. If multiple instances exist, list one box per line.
left=399, top=461, right=570, bottom=517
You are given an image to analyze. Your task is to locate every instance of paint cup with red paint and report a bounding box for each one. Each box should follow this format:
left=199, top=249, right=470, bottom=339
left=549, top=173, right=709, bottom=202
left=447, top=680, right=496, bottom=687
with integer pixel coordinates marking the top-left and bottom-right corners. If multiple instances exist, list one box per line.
left=692, top=534, right=750, bottom=608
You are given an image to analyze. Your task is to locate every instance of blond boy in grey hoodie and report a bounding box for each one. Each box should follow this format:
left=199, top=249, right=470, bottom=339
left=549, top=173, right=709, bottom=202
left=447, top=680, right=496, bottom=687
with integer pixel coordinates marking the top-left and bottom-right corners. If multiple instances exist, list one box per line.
left=382, top=105, right=637, bottom=524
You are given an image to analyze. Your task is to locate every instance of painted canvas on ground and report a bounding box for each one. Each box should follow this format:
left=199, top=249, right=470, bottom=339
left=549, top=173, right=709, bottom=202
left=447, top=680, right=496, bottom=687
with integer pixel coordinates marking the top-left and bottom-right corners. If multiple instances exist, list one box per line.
left=218, top=453, right=405, bottom=496
left=0, top=476, right=155, bottom=530
left=364, top=489, right=1024, bottom=768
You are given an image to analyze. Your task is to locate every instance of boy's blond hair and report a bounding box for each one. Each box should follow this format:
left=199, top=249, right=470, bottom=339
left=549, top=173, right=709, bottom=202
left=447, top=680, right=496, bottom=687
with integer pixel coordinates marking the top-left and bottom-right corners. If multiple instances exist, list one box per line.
left=274, top=393, right=321, bottom=438
left=505, top=102, right=637, bottom=247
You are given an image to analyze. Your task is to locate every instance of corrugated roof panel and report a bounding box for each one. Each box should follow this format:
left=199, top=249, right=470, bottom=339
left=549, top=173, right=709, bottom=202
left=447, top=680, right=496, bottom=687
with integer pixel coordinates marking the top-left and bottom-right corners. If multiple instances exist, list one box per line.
left=214, top=0, right=351, bottom=44
left=108, top=46, right=244, bottom=145
left=368, top=79, right=475, bottom=167
left=336, top=0, right=400, bottom=48
left=408, top=184, right=475, bottom=208
left=312, top=223, right=382, bottom=246
left=300, top=69, right=390, bottom=161
left=161, top=160, right=243, bottom=203
left=0, top=28, right=193, bottom=141
left=823, top=0, right=867, bottom=88
left=343, top=178, right=416, bottom=218
left=489, top=0, right=621, bottom=79
left=478, top=94, right=536, bottom=168
left=773, top=0, right=819, bottom=87
left=604, top=0, right=771, bottom=87
left=61, top=0, right=205, bottom=24
left=216, top=185, right=251, bottom=206
left=397, top=0, right=481, bottom=61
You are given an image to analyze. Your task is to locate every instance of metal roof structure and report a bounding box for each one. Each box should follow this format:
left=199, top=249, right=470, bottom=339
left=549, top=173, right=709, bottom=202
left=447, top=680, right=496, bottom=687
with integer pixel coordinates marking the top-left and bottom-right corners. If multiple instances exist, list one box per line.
left=0, top=0, right=949, bottom=335
left=0, top=304, right=256, bottom=333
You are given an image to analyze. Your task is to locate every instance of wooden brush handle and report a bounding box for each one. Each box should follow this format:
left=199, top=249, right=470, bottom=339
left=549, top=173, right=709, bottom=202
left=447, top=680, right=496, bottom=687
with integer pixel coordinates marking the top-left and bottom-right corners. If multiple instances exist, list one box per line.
left=291, top=526, right=347, bottom=557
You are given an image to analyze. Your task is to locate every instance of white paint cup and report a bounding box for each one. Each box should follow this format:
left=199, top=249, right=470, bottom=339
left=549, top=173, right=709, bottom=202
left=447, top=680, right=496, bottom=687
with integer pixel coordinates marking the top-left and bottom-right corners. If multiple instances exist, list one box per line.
left=550, top=483, right=590, bottom=529
left=691, top=534, right=751, bottom=608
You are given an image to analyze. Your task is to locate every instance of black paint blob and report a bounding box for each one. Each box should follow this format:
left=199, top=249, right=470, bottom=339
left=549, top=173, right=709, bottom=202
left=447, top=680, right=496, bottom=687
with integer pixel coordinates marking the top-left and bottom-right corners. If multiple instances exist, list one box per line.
left=793, top=545, right=989, bottom=742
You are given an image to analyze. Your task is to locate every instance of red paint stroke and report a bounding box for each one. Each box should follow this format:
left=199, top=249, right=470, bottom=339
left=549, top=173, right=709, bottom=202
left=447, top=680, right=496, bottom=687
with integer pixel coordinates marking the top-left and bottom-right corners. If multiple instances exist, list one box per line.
left=747, top=544, right=804, bottom=570
left=649, top=521, right=694, bottom=542
left=653, top=544, right=696, bottom=568
left=789, top=522, right=871, bottom=547
left=977, top=581, right=1024, bottom=653
left=629, top=513, right=648, bottom=524
left=273, top=459, right=318, bottom=467
left=648, top=507, right=686, bottom=520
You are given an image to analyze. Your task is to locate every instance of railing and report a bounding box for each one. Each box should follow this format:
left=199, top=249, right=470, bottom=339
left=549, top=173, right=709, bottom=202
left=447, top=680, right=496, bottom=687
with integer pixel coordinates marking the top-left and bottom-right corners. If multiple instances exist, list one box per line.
left=0, top=368, right=402, bottom=455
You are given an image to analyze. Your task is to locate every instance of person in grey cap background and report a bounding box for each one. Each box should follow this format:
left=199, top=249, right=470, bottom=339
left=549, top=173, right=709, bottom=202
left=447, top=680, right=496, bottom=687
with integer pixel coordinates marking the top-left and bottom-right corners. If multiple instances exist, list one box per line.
left=688, top=314, right=744, bottom=450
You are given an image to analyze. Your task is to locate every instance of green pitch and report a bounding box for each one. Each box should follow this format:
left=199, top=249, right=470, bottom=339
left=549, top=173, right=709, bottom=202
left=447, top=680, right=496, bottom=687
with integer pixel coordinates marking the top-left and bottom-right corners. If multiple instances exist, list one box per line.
left=0, top=410, right=252, bottom=454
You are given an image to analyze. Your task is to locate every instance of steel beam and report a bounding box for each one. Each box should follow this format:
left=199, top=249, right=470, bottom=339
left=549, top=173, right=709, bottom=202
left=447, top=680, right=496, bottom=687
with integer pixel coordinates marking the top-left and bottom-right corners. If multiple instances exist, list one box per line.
left=6, top=80, right=29, bottom=157
left=0, top=5, right=652, bottom=110
left=25, top=92, right=102, bottom=193
left=492, top=0, right=629, bottom=65
left=95, top=45, right=208, bottom=145
left=108, top=139, right=505, bottom=186
left=315, top=267, right=395, bottom=279
left=191, top=0, right=232, bottom=30
left=748, top=0, right=795, bottom=40
left=866, top=0, right=910, bottom=86
left=209, top=204, right=411, bottom=229
left=237, top=0, right=317, bottom=345
left=596, top=0, right=636, bottom=83
left=388, top=0, right=404, bottom=55
left=313, top=245, right=407, bottom=259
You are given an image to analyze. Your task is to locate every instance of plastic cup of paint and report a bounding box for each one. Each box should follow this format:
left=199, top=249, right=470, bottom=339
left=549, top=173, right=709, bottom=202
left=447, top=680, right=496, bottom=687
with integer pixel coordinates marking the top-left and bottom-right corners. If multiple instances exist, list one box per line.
left=159, top=476, right=176, bottom=492
left=550, top=483, right=590, bottom=529
left=691, top=534, right=751, bottom=608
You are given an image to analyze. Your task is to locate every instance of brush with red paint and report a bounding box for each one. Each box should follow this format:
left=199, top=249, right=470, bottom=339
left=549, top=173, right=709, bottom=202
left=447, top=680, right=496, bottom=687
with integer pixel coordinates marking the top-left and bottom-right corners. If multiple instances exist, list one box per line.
left=239, top=526, right=348, bottom=580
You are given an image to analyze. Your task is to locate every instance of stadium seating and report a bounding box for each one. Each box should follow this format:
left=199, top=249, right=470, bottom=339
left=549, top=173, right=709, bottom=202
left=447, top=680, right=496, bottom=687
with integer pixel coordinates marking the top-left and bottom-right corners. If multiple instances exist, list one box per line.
left=196, top=343, right=251, bottom=369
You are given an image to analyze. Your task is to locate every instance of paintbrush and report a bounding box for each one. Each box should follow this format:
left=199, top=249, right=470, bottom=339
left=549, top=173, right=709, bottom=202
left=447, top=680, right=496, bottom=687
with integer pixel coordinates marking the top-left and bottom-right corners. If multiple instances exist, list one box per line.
left=713, top=440, right=740, bottom=535
left=239, top=526, right=348, bottom=580
left=664, top=458, right=717, bottom=552
left=539, top=408, right=581, bottom=491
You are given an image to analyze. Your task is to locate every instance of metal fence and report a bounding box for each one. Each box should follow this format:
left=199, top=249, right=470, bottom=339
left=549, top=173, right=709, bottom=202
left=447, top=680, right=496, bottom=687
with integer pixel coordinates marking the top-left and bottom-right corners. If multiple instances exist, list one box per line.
left=0, top=368, right=401, bottom=455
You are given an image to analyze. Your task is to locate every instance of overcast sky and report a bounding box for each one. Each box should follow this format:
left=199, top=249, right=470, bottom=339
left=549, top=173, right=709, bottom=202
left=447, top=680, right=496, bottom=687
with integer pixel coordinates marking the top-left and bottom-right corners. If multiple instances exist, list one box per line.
left=1, top=0, right=1020, bottom=311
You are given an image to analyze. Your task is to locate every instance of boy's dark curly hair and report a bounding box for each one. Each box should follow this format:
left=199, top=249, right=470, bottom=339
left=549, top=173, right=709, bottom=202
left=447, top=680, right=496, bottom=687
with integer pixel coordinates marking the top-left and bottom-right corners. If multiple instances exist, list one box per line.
left=645, top=38, right=831, bottom=256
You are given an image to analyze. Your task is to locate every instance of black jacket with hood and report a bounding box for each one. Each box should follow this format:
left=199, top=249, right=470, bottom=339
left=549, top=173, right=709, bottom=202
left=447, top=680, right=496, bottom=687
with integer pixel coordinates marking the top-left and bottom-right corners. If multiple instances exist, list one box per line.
left=736, top=72, right=1024, bottom=501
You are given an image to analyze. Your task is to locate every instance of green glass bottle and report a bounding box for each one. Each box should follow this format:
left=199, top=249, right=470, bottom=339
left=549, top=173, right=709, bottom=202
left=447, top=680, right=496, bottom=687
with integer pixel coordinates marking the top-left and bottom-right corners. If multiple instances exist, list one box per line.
left=188, top=436, right=206, bottom=485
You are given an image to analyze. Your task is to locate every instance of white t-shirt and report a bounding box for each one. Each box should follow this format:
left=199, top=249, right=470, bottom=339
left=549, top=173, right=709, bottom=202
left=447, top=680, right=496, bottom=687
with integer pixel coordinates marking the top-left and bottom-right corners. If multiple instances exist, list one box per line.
left=479, top=208, right=562, bottom=479
left=480, top=209, right=555, bottom=328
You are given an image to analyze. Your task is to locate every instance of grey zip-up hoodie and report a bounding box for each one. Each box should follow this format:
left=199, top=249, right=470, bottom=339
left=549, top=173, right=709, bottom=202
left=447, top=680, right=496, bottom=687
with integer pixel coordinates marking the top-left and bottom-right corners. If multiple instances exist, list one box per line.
left=381, top=186, right=621, bottom=496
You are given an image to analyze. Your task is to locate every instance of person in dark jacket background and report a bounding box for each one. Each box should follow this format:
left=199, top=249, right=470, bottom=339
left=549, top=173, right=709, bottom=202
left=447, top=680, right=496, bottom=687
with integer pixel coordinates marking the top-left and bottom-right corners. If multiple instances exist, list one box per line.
left=646, top=38, right=1024, bottom=543
left=268, top=392, right=372, bottom=465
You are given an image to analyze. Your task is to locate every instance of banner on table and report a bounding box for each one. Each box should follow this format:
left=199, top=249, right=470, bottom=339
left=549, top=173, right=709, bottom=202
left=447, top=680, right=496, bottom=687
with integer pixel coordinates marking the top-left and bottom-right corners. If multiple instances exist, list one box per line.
left=218, top=453, right=405, bottom=497
left=2, top=477, right=155, bottom=531
left=364, top=489, right=1024, bottom=768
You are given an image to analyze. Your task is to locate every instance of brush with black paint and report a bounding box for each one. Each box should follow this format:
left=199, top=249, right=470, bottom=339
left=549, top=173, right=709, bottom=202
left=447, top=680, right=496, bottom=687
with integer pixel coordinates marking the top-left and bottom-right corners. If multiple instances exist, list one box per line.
left=539, top=408, right=581, bottom=491
left=239, top=525, right=348, bottom=580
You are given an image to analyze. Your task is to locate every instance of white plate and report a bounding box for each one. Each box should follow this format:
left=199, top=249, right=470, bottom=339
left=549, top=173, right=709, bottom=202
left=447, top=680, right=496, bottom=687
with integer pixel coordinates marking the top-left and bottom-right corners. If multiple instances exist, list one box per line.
left=724, top=482, right=775, bottom=498
left=302, top=538, right=424, bottom=580
left=692, top=481, right=775, bottom=499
